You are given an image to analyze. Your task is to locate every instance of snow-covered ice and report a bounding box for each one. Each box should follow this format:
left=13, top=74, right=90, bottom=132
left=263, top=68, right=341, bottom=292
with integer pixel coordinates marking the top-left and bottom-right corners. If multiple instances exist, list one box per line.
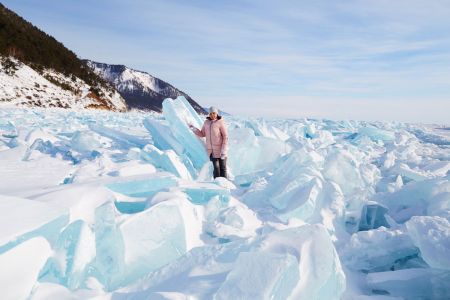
left=0, top=96, right=449, bottom=299
left=406, top=216, right=450, bottom=270
left=0, top=237, right=52, bottom=300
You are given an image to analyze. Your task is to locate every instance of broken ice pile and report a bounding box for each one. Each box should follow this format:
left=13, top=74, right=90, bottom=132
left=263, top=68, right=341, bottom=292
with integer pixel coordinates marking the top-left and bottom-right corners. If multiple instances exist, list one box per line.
left=0, top=99, right=449, bottom=299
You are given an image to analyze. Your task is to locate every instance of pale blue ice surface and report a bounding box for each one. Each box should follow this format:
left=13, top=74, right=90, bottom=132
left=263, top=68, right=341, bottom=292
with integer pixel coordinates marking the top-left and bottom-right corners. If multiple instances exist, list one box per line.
left=0, top=103, right=449, bottom=299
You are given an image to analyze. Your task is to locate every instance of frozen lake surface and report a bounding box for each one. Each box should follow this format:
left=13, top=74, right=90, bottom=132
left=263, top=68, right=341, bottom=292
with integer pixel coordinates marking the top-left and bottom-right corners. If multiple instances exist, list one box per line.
left=0, top=97, right=449, bottom=299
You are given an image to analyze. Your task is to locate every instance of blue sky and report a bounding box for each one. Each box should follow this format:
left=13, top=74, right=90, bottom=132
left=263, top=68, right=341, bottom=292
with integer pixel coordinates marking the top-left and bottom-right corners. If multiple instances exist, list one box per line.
left=3, top=0, right=450, bottom=123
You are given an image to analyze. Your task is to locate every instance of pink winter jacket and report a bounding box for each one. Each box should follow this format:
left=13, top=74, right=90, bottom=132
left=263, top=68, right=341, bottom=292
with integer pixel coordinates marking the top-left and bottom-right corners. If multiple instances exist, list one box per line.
left=193, top=116, right=228, bottom=158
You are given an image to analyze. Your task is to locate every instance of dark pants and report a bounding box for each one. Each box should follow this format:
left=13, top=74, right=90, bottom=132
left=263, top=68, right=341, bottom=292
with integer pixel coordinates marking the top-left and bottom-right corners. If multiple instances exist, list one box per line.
left=210, top=155, right=227, bottom=179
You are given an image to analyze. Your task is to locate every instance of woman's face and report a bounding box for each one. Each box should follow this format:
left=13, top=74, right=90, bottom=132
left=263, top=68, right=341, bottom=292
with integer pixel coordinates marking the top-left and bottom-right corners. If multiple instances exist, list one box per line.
left=209, top=112, right=217, bottom=120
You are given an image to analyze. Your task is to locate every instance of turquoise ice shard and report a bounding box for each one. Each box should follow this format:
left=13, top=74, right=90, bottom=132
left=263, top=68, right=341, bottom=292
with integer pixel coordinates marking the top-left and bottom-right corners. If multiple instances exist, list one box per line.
left=0, top=195, right=68, bottom=254
left=243, top=150, right=326, bottom=223
left=204, top=196, right=262, bottom=240
left=406, top=216, right=450, bottom=270
left=142, top=118, right=184, bottom=154
left=243, top=118, right=290, bottom=141
left=214, top=225, right=346, bottom=300
left=70, top=130, right=102, bottom=154
left=0, top=120, right=18, bottom=138
left=119, top=194, right=203, bottom=286
left=140, top=144, right=193, bottom=180
left=214, top=251, right=299, bottom=300
left=341, top=227, right=418, bottom=272
left=227, top=127, right=289, bottom=176
left=92, top=201, right=125, bottom=291
left=358, top=202, right=391, bottom=231
left=162, top=96, right=208, bottom=170
left=243, top=150, right=321, bottom=208
left=279, top=226, right=346, bottom=300
left=179, top=180, right=231, bottom=205
left=89, top=124, right=149, bottom=148
left=379, top=177, right=450, bottom=223
left=105, top=173, right=178, bottom=198
left=38, top=220, right=96, bottom=290
left=0, top=237, right=52, bottom=300
left=358, top=125, right=395, bottom=142
left=275, top=177, right=323, bottom=222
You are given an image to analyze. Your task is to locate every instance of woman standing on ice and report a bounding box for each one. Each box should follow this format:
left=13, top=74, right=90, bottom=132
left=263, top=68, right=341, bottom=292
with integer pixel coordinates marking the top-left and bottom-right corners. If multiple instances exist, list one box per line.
left=189, top=106, right=228, bottom=179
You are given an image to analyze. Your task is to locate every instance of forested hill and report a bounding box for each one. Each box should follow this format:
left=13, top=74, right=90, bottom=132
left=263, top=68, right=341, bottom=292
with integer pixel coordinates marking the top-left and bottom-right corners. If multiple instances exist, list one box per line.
left=0, top=3, right=109, bottom=92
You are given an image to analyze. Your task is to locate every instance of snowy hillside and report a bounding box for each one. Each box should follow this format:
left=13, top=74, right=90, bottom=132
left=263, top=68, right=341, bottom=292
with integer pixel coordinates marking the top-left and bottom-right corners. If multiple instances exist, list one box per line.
left=86, top=60, right=205, bottom=114
left=0, top=57, right=127, bottom=112
left=0, top=98, right=449, bottom=299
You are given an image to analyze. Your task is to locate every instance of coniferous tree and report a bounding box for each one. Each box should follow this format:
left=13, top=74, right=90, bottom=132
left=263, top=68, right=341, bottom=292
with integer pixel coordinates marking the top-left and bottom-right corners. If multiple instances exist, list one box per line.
left=0, top=3, right=112, bottom=96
